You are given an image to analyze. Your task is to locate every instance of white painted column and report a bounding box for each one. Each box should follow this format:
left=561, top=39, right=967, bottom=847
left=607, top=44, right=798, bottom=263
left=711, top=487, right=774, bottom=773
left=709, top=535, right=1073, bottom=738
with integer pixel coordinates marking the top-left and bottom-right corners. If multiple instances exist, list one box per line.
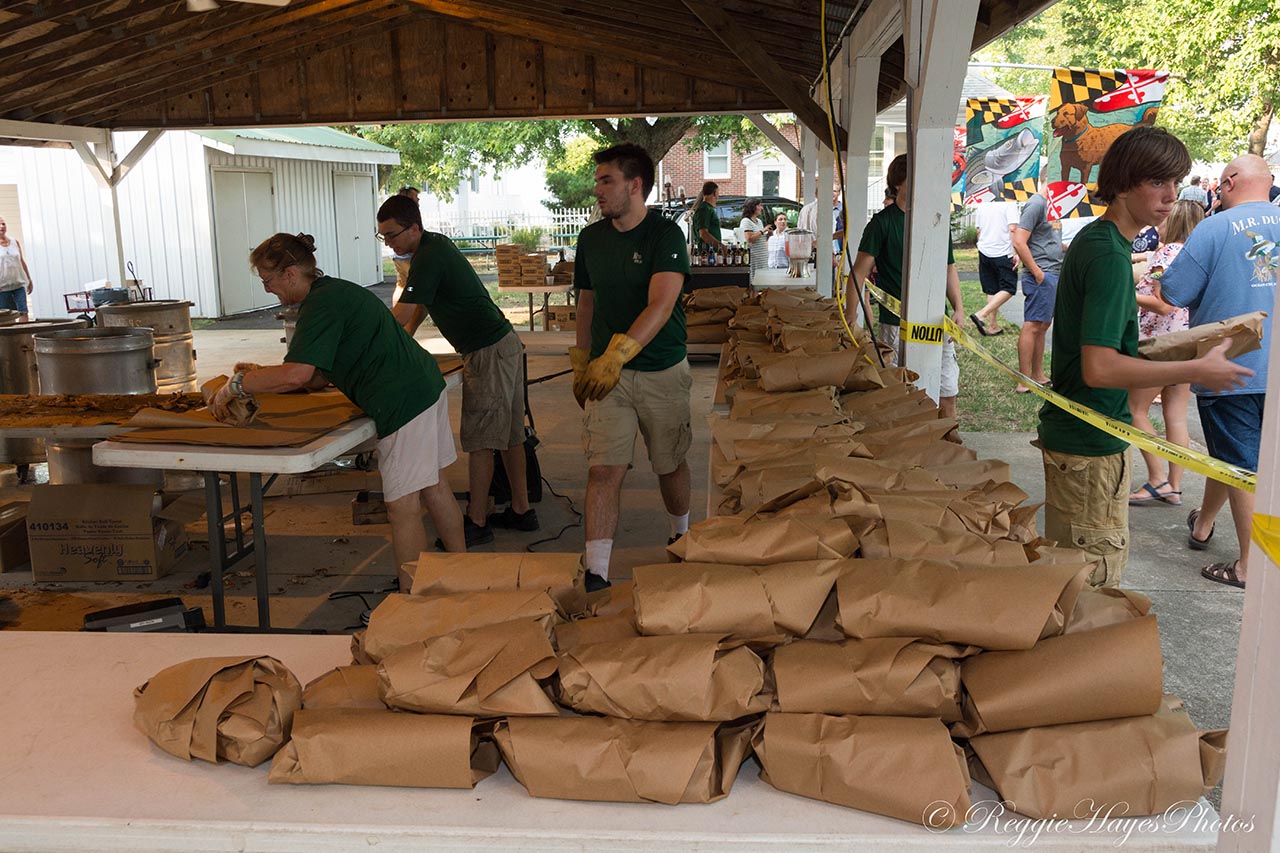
left=100, top=135, right=127, bottom=288
left=1217, top=286, right=1280, bottom=850
left=899, top=0, right=978, bottom=401
left=843, top=53, right=881, bottom=282
left=800, top=127, right=817, bottom=204
left=816, top=143, right=834, bottom=297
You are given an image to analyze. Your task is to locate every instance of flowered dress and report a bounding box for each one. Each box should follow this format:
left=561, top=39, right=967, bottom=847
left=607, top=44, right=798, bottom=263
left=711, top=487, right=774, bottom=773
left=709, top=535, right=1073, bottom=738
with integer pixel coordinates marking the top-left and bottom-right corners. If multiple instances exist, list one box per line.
left=1136, top=242, right=1190, bottom=340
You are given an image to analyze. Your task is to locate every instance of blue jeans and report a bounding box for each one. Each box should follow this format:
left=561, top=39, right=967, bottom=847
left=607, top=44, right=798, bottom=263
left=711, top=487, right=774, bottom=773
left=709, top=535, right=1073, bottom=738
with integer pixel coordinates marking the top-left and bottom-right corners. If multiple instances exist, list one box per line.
left=0, top=287, right=27, bottom=313
left=1197, top=393, right=1265, bottom=471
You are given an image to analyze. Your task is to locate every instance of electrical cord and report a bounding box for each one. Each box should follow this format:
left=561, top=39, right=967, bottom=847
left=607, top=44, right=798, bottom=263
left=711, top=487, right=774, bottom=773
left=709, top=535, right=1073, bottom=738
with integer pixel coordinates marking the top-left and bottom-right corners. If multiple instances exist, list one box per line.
left=525, top=473, right=582, bottom=552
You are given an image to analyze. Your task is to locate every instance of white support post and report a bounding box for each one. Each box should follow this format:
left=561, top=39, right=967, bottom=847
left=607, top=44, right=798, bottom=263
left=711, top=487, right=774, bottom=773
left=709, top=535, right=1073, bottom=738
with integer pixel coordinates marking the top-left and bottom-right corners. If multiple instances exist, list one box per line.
left=801, top=126, right=817, bottom=204
left=95, top=136, right=127, bottom=288
left=816, top=143, right=834, bottom=297
left=746, top=114, right=802, bottom=169
left=844, top=53, right=881, bottom=288
left=1218, top=288, right=1280, bottom=851
left=899, top=0, right=979, bottom=402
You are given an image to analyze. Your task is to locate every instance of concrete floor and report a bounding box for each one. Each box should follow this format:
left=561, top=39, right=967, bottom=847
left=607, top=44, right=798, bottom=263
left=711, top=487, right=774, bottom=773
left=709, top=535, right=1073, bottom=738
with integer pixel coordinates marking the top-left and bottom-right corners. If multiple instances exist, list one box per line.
left=0, top=318, right=1244, bottom=756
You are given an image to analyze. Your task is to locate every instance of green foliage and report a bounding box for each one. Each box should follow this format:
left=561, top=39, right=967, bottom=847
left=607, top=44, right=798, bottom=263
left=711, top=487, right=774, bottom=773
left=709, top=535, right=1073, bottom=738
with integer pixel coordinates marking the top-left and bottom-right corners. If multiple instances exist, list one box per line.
left=684, top=115, right=767, bottom=155
left=974, top=0, right=1279, bottom=161
left=508, top=226, right=545, bottom=253
left=544, top=135, right=599, bottom=209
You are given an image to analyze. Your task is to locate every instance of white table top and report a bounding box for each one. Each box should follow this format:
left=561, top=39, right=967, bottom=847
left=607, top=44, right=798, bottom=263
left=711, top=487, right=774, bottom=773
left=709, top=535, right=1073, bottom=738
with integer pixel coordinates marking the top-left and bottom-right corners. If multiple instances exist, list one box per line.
left=0, top=630, right=1219, bottom=853
left=91, top=417, right=378, bottom=474
left=497, top=283, right=574, bottom=294
left=752, top=268, right=821, bottom=288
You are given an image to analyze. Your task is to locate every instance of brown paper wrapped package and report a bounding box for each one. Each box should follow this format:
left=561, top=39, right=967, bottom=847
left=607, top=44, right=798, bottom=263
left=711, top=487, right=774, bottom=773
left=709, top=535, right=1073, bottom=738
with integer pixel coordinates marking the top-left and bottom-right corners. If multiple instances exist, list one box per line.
left=668, top=514, right=858, bottom=564
left=1065, top=586, right=1153, bottom=633
left=201, top=376, right=258, bottom=427
left=409, top=552, right=583, bottom=609
left=133, top=655, right=302, bottom=767
left=268, top=708, right=499, bottom=788
left=495, top=716, right=756, bottom=804
left=581, top=580, right=634, bottom=618
left=1138, top=310, right=1266, bottom=362
left=954, top=616, right=1164, bottom=736
left=378, top=619, right=558, bottom=716
left=858, top=519, right=1030, bottom=564
left=686, top=285, right=745, bottom=310
left=362, top=590, right=559, bottom=663
left=558, top=634, right=770, bottom=721
left=118, top=389, right=362, bottom=448
left=302, top=665, right=385, bottom=710
left=753, top=713, right=971, bottom=827
left=553, top=610, right=641, bottom=648
left=729, top=386, right=841, bottom=419
left=968, top=704, right=1228, bottom=819
left=836, top=559, right=1091, bottom=649
left=758, top=349, right=884, bottom=393
left=632, top=560, right=843, bottom=640
left=772, top=638, right=970, bottom=719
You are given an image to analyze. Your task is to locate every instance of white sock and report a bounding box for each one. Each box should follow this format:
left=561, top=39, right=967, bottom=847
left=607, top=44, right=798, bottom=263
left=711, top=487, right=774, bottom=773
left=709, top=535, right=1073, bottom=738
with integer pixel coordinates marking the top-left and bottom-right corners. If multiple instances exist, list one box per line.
left=668, top=512, right=690, bottom=538
left=585, top=539, right=613, bottom=580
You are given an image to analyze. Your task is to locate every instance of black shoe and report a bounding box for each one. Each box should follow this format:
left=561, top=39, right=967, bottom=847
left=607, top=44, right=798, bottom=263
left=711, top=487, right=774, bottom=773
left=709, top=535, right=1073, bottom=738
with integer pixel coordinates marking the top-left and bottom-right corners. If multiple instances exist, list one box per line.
left=584, top=571, right=611, bottom=593
left=463, top=517, right=494, bottom=547
left=667, top=535, right=682, bottom=546
left=488, top=506, right=540, bottom=531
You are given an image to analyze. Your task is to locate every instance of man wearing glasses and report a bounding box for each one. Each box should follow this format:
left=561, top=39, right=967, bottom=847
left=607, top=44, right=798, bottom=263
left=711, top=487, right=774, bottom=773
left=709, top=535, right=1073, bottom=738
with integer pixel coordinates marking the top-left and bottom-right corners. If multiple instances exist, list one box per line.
left=376, top=195, right=538, bottom=548
left=1160, top=154, right=1280, bottom=590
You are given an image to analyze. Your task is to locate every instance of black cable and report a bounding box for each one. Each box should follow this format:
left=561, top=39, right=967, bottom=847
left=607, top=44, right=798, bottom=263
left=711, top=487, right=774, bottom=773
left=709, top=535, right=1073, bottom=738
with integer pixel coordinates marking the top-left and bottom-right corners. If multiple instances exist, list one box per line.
left=528, top=367, right=573, bottom=385
left=525, top=474, right=582, bottom=552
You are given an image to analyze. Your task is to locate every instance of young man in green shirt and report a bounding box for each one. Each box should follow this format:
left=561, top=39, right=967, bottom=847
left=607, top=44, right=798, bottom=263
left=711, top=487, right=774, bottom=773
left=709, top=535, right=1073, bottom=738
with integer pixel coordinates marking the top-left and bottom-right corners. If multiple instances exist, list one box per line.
left=378, top=195, right=537, bottom=549
left=572, top=143, right=691, bottom=591
left=690, top=180, right=727, bottom=256
left=1035, top=126, right=1251, bottom=587
left=209, top=232, right=466, bottom=591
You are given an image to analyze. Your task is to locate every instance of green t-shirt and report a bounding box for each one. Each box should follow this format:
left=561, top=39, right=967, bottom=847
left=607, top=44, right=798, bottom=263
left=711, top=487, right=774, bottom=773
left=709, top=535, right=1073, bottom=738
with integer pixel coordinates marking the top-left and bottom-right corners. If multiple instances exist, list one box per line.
left=1037, top=219, right=1137, bottom=456
left=399, top=231, right=512, bottom=355
left=574, top=210, right=690, bottom=372
left=285, top=276, right=445, bottom=438
left=856, top=203, right=954, bottom=326
left=691, top=201, right=720, bottom=251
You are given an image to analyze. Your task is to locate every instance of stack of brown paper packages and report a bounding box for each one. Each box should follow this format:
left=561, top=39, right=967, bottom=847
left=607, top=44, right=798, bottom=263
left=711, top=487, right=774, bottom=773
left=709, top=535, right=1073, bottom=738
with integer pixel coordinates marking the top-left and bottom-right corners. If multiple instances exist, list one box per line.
left=683, top=285, right=744, bottom=346
left=132, top=287, right=1227, bottom=830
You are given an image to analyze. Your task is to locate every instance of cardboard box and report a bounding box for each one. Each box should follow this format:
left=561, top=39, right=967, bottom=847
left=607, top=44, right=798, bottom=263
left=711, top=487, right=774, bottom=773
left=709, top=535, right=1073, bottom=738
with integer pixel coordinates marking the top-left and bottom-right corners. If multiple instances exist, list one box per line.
left=0, top=502, right=30, bottom=572
left=27, top=485, right=193, bottom=582
left=545, top=305, right=577, bottom=332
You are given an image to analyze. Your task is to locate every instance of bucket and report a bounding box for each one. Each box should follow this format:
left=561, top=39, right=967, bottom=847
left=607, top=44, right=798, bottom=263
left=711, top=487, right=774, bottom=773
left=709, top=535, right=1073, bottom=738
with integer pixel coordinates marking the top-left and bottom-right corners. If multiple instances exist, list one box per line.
left=0, top=318, right=89, bottom=465
left=96, top=300, right=197, bottom=392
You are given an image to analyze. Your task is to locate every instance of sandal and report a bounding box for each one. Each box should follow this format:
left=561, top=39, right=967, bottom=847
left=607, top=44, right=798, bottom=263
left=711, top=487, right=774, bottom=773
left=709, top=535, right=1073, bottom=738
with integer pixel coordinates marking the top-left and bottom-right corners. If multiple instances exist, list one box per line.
left=1201, top=560, right=1245, bottom=589
left=970, top=313, right=992, bottom=336
left=1187, top=508, right=1214, bottom=551
left=1129, top=481, right=1182, bottom=506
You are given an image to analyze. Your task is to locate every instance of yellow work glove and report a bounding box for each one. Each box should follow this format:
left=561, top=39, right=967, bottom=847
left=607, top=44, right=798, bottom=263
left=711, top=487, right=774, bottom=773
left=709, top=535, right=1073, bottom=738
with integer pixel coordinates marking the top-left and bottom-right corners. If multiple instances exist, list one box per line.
left=568, top=346, right=591, bottom=408
left=579, top=334, right=642, bottom=402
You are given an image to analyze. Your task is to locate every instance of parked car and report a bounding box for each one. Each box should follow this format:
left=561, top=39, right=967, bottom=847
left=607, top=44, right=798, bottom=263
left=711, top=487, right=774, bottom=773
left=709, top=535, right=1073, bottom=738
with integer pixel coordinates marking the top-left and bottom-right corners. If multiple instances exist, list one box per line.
left=651, top=195, right=802, bottom=244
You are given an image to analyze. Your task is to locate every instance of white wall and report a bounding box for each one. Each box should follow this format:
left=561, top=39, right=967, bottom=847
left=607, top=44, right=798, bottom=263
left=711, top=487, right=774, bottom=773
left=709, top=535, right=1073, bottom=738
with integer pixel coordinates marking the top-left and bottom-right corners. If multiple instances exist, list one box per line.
left=417, top=160, right=553, bottom=232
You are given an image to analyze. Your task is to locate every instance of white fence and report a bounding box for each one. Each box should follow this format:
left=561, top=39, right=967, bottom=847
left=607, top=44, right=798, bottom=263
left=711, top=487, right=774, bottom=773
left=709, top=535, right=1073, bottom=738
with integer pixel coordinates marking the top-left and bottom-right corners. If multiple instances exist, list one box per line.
left=420, top=207, right=595, bottom=244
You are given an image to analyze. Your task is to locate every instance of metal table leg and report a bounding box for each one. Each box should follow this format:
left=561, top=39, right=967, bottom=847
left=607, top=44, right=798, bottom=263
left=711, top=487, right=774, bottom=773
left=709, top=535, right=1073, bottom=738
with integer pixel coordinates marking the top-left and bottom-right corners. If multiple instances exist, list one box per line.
left=203, top=472, right=227, bottom=628
left=528, top=293, right=535, bottom=331
left=250, top=472, right=271, bottom=629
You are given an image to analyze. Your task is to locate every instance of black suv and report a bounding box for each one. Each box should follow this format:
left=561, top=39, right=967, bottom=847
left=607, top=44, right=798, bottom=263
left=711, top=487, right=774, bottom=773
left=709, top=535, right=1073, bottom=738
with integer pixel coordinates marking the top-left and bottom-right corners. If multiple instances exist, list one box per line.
left=652, top=195, right=803, bottom=242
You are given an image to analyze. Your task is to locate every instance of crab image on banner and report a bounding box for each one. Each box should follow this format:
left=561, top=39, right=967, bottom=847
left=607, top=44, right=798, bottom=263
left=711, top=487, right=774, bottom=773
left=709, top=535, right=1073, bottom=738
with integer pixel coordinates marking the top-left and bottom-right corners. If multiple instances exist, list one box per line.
left=1043, top=67, right=1169, bottom=220
left=950, top=126, right=968, bottom=212
left=961, top=96, right=1047, bottom=206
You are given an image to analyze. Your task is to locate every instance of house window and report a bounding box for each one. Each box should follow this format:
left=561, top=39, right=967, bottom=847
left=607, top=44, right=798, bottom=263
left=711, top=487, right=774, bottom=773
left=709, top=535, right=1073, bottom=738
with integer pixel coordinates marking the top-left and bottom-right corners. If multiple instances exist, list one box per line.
left=470, top=172, right=481, bottom=193
left=762, top=169, right=780, bottom=197
left=704, top=142, right=730, bottom=179
left=870, top=126, right=886, bottom=179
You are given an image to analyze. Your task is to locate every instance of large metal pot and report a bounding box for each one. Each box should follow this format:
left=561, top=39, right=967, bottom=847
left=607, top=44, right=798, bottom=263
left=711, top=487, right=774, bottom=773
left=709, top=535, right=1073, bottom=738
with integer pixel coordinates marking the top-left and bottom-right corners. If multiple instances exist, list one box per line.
left=278, top=305, right=299, bottom=346
left=0, top=318, right=88, bottom=467
left=96, top=300, right=197, bottom=392
left=0, top=309, right=21, bottom=326
left=34, top=327, right=160, bottom=485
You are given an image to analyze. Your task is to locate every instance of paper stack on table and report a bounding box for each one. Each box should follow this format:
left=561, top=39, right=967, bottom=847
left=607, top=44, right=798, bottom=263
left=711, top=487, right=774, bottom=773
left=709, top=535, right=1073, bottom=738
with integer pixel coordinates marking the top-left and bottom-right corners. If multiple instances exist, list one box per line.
left=495, top=244, right=523, bottom=288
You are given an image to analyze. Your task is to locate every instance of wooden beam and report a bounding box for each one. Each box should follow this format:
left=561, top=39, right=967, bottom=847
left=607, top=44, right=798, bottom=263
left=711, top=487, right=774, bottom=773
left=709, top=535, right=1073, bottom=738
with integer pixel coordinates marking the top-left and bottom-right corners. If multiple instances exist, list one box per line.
left=745, top=113, right=801, bottom=168
left=847, top=0, right=903, bottom=59
left=0, top=117, right=107, bottom=144
left=111, top=129, right=163, bottom=185
left=1, top=0, right=181, bottom=66
left=682, top=0, right=847, bottom=152
left=71, top=140, right=110, bottom=188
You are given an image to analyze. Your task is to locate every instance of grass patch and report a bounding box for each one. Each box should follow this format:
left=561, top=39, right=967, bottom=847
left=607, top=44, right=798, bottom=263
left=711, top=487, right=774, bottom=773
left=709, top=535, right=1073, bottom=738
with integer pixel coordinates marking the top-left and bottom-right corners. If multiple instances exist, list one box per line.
left=951, top=245, right=978, bottom=274
left=955, top=278, right=1043, bottom=432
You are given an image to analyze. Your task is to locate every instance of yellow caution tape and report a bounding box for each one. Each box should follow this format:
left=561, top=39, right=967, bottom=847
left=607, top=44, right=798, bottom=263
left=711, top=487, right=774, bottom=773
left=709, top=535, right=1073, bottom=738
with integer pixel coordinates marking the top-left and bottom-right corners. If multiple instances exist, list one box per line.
left=1251, top=513, right=1280, bottom=568
left=902, top=322, right=946, bottom=345
left=864, top=281, right=1257, bottom=492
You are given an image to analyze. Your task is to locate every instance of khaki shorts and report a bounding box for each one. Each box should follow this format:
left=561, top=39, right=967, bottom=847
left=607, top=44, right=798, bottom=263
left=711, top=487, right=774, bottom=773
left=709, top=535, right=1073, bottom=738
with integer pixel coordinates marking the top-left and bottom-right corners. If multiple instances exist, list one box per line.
left=876, top=324, right=958, bottom=397
left=1040, top=446, right=1130, bottom=587
left=460, top=330, right=525, bottom=453
left=377, top=394, right=458, bottom=502
left=583, top=360, right=692, bottom=475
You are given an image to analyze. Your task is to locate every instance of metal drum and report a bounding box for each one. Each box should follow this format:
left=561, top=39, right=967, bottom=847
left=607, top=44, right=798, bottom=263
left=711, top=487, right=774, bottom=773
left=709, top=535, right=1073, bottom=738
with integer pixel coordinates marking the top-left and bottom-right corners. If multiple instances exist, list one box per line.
left=278, top=306, right=299, bottom=346
left=0, top=319, right=88, bottom=468
left=96, top=300, right=197, bottom=393
left=0, top=309, right=20, bottom=326
left=34, top=327, right=160, bottom=485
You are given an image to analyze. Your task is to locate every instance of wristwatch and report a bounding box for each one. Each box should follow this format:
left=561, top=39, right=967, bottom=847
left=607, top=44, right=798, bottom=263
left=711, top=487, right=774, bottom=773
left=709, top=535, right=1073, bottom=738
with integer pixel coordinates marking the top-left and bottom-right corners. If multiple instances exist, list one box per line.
left=229, top=371, right=249, bottom=398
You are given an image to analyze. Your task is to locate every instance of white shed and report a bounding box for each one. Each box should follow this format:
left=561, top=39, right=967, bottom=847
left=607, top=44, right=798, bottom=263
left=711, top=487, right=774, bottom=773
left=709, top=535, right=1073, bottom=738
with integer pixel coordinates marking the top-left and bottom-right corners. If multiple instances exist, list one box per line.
left=0, top=127, right=399, bottom=319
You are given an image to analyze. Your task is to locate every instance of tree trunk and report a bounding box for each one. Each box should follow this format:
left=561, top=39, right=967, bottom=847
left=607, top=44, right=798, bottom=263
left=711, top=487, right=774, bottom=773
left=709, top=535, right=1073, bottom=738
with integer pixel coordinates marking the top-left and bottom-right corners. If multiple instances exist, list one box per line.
left=1247, top=100, right=1273, bottom=157
left=589, top=116, right=696, bottom=163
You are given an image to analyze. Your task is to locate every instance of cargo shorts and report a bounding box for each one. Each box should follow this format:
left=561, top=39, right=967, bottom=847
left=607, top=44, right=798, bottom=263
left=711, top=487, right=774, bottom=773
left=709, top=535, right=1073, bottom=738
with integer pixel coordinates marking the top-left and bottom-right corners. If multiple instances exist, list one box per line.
left=1040, top=446, right=1130, bottom=588
left=583, top=360, right=692, bottom=475
left=460, top=330, right=525, bottom=453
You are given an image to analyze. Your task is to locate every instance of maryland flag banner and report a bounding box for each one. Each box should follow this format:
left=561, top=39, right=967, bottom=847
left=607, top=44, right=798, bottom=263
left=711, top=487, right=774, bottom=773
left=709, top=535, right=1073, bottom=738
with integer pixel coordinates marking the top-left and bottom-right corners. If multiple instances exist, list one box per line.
left=950, top=126, right=967, bottom=212
left=1044, top=67, right=1169, bottom=220
left=961, top=96, right=1047, bottom=205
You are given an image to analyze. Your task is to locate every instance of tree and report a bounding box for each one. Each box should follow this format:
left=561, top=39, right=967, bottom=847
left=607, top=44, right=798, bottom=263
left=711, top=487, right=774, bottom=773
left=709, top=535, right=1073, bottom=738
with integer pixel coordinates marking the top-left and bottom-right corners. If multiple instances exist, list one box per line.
left=544, top=135, right=598, bottom=209
left=974, top=0, right=1279, bottom=161
left=353, top=115, right=768, bottom=201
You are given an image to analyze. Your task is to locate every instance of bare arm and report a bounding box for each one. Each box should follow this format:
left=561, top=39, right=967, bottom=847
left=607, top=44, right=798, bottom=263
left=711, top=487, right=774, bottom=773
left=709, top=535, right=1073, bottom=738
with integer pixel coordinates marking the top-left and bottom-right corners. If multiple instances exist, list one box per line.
left=698, top=228, right=726, bottom=252
left=1081, top=342, right=1252, bottom=393
left=575, top=289, right=594, bottom=350
left=945, top=264, right=964, bottom=326
left=1012, top=227, right=1041, bottom=281
left=239, top=362, right=317, bottom=394
left=1007, top=224, right=1019, bottom=267
left=16, top=240, right=32, bottom=293
left=392, top=301, right=427, bottom=336
left=848, top=251, right=876, bottom=326
left=623, top=272, right=684, bottom=348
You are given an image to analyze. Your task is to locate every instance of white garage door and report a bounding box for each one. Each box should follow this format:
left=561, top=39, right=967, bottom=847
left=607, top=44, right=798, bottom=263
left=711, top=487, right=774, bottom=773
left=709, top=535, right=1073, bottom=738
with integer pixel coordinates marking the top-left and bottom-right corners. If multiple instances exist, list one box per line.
left=333, top=173, right=376, bottom=285
left=212, top=169, right=277, bottom=315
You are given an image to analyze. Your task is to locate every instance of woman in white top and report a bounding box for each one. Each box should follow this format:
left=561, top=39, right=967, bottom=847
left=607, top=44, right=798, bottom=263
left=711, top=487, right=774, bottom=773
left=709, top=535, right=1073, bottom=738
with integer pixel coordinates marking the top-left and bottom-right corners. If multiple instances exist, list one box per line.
left=766, top=212, right=789, bottom=268
left=739, top=199, right=769, bottom=278
left=0, top=216, right=33, bottom=321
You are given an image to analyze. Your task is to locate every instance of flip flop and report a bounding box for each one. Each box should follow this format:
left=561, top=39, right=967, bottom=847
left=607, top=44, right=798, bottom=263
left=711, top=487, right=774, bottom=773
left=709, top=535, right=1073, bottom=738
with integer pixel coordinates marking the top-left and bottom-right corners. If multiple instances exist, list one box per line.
left=1201, top=561, right=1245, bottom=589
left=1187, top=508, right=1214, bottom=550
left=1129, top=481, right=1174, bottom=505
left=970, top=313, right=990, bottom=335
left=1015, top=386, right=1033, bottom=394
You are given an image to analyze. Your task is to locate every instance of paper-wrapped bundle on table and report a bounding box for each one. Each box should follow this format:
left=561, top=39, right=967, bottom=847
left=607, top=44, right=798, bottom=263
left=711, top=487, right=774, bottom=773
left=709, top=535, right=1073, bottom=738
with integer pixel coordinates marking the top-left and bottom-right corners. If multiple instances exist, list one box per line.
left=668, top=514, right=859, bottom=564
left=362, top=589, right=559, bottom=662
left=495, top=716, right=756, bottom=804
left=133, top=655, right=302, bottom=767
left=408, top=551, right=583, bottom=610
left=1064, top=585, right=1153, bottom=633
left=302, top=665, right=385, bottom=710
left=268, top=708, right=499, bottom=788
left=753, top=713, right=971, bottom=827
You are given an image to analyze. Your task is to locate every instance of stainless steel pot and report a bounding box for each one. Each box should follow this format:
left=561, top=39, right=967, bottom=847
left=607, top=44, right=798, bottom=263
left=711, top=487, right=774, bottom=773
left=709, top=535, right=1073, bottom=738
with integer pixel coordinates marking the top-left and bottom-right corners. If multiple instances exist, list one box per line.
left=0, top=318, right=88, bottom=466
left=96, top=300, right=197, bottom=392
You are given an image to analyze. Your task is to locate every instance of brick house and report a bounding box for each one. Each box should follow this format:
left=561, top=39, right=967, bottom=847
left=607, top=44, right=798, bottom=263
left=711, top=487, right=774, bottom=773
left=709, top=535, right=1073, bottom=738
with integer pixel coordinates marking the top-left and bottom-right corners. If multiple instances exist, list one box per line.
left=655, top=121, right=803, bottom=203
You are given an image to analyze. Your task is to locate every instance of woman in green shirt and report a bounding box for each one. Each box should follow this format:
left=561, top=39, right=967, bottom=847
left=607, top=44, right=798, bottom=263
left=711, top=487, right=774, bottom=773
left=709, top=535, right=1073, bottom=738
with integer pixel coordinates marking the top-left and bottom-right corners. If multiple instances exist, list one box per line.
left=209, top=232, right=466, bottom=590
